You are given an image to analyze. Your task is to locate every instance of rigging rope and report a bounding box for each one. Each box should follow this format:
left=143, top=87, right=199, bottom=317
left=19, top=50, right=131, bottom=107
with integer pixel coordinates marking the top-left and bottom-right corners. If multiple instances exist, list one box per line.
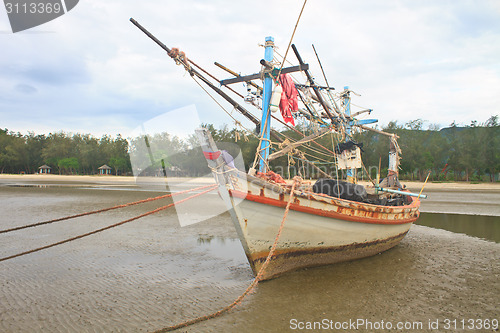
left=154, top=177, right=302, bottom=332
left=191, top=69, right=336, bottom=172
left=191, top=76, right=259, bottom=140
left=189, top=56, right=339, bottom=167
left=0, top=185, right=218, bottom=263
left=276, top=129, right=336, bottom=160
left=276, top=0, right=308, bottom=79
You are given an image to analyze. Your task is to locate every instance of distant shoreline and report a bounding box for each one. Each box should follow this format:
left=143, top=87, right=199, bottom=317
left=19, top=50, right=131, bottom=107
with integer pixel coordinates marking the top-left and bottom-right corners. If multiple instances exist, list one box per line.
left=1, top=173, right=499, bottom=191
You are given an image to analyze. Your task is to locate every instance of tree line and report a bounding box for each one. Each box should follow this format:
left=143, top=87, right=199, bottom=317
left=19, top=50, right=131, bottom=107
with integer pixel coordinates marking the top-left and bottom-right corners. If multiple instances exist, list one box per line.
left=0, top=130, right=130, bottom=175
left=355, top=116, right=499, bottom=182
left=1, top=115, right=498, bottom=181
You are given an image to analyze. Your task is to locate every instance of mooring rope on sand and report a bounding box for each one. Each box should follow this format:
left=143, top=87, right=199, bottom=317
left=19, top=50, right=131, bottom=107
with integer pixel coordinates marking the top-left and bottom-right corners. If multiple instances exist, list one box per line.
left=155, top=177, right=302, bottom=333
left=0, top=184, right=218, bottom=235
left=1, top=176, right=301, bottom=331
left=0, top=184, right=218, bottom=263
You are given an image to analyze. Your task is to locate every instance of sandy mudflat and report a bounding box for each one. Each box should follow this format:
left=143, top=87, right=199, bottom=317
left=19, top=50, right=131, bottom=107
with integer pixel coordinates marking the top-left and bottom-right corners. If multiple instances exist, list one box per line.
left=0, top=174, right=216, bottom=186
left=0, top=173, right=138, bottom=181
left=401, top=180, right=500, bottom=192
left=2, top=173, right=500, bottom=190
left=0, top=175, right=499, bottom=332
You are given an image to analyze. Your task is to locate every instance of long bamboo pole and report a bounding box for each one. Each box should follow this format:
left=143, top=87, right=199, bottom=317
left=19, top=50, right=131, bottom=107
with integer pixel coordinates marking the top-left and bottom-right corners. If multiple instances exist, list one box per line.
left=130, top=18, right=332, bottom=179
left=356, top=124, right=399, bottom=139
left=214, top=62, right=262, bottom=91
left=129, top=18, right=284, bottom=141
left=291, top=44, right=336, bottom=123
left=268, top=128, right=329, bottom=161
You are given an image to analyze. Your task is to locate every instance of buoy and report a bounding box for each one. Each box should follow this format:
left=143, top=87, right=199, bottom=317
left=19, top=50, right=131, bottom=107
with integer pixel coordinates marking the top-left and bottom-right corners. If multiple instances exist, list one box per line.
left=269, top=83, right=282, bottom=113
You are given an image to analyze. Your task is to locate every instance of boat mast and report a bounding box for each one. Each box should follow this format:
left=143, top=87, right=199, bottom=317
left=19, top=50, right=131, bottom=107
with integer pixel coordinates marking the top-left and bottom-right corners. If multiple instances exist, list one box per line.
left=387, top=136, right=401, bottom=187
left=343, top=86, right=357, bottom=183
left=258, top=36, right=275, bottom=173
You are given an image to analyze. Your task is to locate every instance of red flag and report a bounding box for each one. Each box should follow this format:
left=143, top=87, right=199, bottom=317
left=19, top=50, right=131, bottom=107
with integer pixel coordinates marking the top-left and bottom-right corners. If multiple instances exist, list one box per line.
left=279, top=74, right=298, bottom=126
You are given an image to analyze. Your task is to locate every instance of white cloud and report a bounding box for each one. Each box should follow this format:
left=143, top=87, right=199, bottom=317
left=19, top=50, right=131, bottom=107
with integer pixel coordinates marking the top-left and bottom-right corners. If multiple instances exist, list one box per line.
left=0, top=0, right=499, bottom=136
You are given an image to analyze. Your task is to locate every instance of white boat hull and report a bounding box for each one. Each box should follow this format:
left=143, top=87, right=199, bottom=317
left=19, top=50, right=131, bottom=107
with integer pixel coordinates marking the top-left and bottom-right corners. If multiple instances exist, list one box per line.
left=225, top=172, right=420, bottom=280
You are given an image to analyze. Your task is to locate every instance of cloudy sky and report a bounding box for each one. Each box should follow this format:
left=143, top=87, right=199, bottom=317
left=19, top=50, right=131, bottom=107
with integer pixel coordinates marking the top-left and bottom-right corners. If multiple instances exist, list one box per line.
left=1, top=0, right=499, bottom=137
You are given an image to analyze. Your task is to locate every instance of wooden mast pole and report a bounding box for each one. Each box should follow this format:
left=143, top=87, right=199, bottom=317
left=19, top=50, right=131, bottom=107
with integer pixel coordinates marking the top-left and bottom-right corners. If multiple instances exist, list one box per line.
left=343, top=86, right=357, bottom=183
left=258, top=37, right=275, bottom=173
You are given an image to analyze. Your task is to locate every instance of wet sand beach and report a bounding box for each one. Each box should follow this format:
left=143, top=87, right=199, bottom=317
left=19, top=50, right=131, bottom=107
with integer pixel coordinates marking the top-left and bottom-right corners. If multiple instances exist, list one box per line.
left=0, top=175, right=498, bottom=332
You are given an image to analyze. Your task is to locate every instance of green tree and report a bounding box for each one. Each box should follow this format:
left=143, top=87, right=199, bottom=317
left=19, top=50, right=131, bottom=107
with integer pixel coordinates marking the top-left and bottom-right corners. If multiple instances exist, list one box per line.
left=109, top=157, right=129, bottom=175
left=0, top=132, right=27, bottom=173
left=42, top=132, right=74, bottom=174
left=58, top=157, right=80, bottom=175
left=24, top=132, right=46, bottom=173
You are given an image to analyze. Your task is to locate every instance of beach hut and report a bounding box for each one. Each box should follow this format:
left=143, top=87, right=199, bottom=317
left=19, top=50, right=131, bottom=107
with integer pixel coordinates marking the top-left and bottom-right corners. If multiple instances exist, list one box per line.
left=98, top=164, right=112, bottom=175
left=38, top=164, right=51, bottom=174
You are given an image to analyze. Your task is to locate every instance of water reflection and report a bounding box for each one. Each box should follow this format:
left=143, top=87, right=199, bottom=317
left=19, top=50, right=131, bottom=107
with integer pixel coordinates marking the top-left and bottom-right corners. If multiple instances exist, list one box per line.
left=417, top=212, right=500, bottom=243
left=197, top=234, right=233, bottom=245
left=6, top=184, right=71, bottom=188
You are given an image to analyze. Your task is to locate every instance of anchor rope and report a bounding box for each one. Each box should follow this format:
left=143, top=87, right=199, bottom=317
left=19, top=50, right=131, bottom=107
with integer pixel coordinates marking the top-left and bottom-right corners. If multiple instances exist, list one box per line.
left=155, top=177, right=302, bottom=332
left=0, top=185, right=218, bottom=263
left=0, top=184, right=218, bottom=235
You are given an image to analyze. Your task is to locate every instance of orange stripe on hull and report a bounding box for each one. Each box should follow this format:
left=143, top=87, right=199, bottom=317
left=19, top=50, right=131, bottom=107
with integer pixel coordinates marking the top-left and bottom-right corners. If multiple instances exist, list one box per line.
left=230, top=190, right=419, bottom=225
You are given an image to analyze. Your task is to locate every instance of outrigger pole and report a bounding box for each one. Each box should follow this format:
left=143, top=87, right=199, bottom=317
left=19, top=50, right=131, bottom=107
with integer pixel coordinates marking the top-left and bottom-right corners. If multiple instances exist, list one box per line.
left=129, top=18, right=332, bottom=179
left=129, top=18, right=279, bottom=140
left=214, top=62, right=262, bottom=92
left=291, top=44, right=338, bottom=124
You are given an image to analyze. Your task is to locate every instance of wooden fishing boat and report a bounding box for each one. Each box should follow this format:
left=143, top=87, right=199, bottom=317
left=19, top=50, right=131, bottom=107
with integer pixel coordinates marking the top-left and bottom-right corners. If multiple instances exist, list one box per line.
left=131, top=19, right=427, bottom=280
left=234, top=179, right=419, bottom=280
left=196, top=129, right=420, bottom=280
